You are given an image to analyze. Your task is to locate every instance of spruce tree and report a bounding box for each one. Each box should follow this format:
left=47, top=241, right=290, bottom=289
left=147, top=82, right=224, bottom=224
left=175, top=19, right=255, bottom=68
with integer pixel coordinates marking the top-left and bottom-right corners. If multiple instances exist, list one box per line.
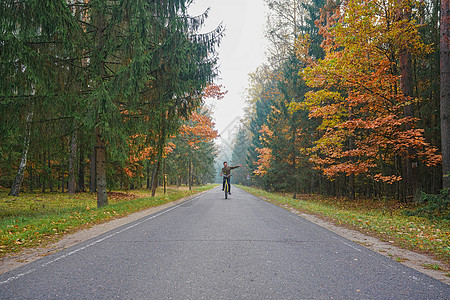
left=1, top=1, right=222, bottom=206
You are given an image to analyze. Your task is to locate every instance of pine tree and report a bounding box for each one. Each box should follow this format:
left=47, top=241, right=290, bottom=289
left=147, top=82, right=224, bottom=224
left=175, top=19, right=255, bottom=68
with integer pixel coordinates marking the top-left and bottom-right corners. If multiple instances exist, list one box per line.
left=1, top=1, right=222, bottom=205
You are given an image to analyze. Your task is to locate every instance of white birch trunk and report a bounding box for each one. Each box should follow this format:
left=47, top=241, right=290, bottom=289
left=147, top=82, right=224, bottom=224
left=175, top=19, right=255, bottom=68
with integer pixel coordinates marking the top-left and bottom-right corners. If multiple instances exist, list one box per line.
left=9, top=110, right=33, bottom=196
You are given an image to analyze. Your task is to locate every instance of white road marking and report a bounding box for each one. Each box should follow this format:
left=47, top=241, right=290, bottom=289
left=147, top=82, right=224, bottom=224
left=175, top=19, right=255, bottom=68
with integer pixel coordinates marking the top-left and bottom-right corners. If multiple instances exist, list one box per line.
left=0, top=194, right=203, bottom=285
left=332, top=237, right=362, bottom=252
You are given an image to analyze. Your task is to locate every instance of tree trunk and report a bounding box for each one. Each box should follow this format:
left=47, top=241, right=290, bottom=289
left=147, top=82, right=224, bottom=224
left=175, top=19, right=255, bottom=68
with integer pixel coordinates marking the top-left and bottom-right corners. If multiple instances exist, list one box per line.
left=48, top=149, right=53, bottom=192
left=89, top=146, right=96, bottom=193
left=151, top=158, right=161, bottom=197
left=9, top=110, right=33, bottom=196
left=61, top=161, right=65, bottom=193
left=397, top=2, right=417, bottom=199
left=441, top=0, right=450, bottom=189
left=150, top=164, right=157, bottom=191
left=291, top=116, right=297, bottom=199
left=78, top=146, right=85, bottom=192
left=93, top=8, right=107, bottom=206
left=163, top=158, right=167, bottom=194
left=41, top=152, right=46, bottom=193
left=188, top=159, right=192, bottom=190
left=152, top=114, right=167, bottom=197
left=29, top=165, right=34, bottom=192
left=95, top=126, right=108, bottom=207
left=68, top=125, right=77, bottom=194
left=146, top=162, right=151, bottom=189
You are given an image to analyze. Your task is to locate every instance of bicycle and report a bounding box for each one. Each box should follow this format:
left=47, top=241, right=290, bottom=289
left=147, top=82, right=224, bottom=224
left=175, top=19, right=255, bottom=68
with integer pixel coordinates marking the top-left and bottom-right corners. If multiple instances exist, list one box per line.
left=223, top=175, right=231, bottom=199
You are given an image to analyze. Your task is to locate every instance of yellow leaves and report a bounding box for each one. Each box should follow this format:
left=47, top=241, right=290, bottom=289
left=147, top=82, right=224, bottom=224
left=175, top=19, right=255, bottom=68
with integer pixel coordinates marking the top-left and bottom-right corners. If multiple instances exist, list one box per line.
left=253, top=148, right=273, bottom=176
left=288, top=102, right=304, bottom=113
left=296, top=0, right=439, bottom=183
left=294, top=34, right=312, bottom=64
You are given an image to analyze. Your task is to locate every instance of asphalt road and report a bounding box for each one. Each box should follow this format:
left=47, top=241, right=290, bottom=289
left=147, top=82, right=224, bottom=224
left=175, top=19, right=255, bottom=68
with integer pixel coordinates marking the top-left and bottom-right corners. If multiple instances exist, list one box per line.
left=1, top=186, right=449, bottom=299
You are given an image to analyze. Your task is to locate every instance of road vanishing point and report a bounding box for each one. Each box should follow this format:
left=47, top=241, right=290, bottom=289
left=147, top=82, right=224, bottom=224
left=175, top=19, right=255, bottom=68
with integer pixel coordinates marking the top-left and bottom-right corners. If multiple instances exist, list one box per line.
left=1, top=187, right=449, bottom=299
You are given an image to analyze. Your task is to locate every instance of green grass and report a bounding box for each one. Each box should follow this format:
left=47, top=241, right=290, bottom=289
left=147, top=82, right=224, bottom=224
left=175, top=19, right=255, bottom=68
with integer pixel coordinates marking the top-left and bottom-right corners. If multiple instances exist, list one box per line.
left=0, top=185, right=214, bottom=257
left=423, top=263, right=443, bottom=271
left=239, top=186, right=450, bottom=265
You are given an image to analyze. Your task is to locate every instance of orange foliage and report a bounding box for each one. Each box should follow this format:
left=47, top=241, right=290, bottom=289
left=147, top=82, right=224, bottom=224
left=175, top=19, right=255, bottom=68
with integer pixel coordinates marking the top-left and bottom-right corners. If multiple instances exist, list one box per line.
left=254, top=147, right=273, bottom=176
left=179, top=111, right=219, bottom=148
left=297, top=0, right=440, bottom=183
left=122, top=134, right=156, bottom=178
left=202, top=83, right=228, bottom=101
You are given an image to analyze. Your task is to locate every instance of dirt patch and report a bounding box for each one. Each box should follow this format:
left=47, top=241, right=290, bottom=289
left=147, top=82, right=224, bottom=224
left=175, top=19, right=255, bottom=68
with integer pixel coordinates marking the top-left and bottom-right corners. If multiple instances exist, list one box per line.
left=107, top=191, right=138, bottom=201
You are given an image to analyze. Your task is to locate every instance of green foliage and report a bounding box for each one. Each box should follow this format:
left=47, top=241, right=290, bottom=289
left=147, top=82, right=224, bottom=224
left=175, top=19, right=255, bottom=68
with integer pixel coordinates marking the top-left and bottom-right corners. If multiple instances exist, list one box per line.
left=422, top=263, right=443, bottom=271
left=1, top=1, right=222, bottom=198
left=231, top=125, right=251, bottom=185
left=406, top=189, right=450, bottom=220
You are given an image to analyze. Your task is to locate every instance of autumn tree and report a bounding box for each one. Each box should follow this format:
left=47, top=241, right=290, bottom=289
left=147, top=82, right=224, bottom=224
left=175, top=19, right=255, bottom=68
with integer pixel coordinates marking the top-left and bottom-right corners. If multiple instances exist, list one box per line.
left=296, top=0, right=441, bottom=199
left=235, top=0, right=326, bottom=193
left=166, top=106, right=219, bottom=189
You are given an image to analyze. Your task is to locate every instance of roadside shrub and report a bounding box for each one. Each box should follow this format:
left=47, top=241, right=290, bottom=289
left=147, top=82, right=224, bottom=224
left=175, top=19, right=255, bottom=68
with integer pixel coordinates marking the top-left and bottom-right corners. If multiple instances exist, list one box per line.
left=406, top=189, right=450, bottom=220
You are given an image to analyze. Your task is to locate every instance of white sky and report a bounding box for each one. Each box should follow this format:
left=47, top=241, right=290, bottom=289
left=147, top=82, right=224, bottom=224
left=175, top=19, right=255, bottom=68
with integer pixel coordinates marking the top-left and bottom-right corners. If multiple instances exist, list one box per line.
left=189, top=0, right=268, bottom=142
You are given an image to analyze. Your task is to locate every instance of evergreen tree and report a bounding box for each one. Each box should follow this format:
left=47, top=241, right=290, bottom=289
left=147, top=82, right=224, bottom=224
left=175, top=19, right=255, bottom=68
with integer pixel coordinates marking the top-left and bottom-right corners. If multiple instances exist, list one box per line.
left=1, top=1, right=222, bottom=205
left=231, top=125, right=251, bottom=185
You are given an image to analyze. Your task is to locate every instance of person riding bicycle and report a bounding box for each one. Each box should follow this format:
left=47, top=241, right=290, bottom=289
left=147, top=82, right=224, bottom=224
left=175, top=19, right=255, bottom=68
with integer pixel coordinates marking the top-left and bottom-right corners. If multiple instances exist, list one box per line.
left=220, top=162, right=241, bottom=195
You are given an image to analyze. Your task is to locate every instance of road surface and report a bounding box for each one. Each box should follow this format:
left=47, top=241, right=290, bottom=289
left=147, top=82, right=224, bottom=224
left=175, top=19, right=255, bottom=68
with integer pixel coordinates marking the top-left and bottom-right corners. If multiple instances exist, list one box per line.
left=1, top=186, right=448, bottom=299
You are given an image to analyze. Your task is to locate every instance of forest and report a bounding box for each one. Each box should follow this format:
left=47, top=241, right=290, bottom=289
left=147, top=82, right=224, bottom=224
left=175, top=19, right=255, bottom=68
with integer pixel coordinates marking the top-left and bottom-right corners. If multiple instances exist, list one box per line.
left=0, top=0, right=225, bottom=207
left=1, top=0, right=449, bottom=209
left=231, top=0, right=449, bottom=206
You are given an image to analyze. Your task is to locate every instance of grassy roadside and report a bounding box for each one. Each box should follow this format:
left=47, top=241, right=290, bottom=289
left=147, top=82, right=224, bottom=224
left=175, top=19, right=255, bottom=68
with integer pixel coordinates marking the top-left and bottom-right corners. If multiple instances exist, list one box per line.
left=0, top=185, right=214, bottom=257
left=239, top=185, right=450, bottom=267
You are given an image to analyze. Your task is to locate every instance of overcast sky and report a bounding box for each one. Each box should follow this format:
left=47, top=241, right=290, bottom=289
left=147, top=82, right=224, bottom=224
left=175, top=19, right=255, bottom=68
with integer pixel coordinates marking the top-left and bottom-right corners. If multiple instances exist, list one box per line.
left=189, top=0, right=268, bottom=142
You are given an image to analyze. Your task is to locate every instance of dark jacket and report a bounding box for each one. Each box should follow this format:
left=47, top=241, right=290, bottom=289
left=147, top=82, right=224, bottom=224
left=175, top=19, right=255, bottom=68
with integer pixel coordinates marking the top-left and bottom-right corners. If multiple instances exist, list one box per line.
left=221, top=165, right=240, bottom=178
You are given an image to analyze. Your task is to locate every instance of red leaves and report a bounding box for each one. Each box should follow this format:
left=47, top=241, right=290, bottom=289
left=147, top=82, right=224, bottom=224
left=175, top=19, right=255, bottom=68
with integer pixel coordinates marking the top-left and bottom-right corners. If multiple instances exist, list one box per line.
left=202, top=83, right=228, bottom=101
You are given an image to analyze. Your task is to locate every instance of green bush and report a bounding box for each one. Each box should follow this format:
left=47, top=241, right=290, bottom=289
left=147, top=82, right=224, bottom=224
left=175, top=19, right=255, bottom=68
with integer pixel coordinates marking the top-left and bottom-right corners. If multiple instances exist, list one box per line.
left=406, top=189, right=450, bottom=220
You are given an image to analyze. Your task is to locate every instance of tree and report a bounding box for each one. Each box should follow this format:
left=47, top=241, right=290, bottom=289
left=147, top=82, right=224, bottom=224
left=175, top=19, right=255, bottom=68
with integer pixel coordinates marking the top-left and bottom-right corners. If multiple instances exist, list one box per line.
left=8, top=110, right=33, bottom=196
left=1, top=1, right=223, bottom=207
left=441, top=0, right=450, bottom=189
left=296, top=0, right=441, bottom=198
left=166, top=105, right=219, bottom=189
left=1, top=0, right=80, bottom=196
left=231, top=125, right=251, bottom=185
left=265, top=0, right=306, bottom=67
left=236, top=0, right=326, bottom=194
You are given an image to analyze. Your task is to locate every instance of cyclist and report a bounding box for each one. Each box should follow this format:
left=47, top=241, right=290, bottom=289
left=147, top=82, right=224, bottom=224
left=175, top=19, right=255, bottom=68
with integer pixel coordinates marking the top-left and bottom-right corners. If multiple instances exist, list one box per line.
left=220, top=161, right=241, bottom=195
